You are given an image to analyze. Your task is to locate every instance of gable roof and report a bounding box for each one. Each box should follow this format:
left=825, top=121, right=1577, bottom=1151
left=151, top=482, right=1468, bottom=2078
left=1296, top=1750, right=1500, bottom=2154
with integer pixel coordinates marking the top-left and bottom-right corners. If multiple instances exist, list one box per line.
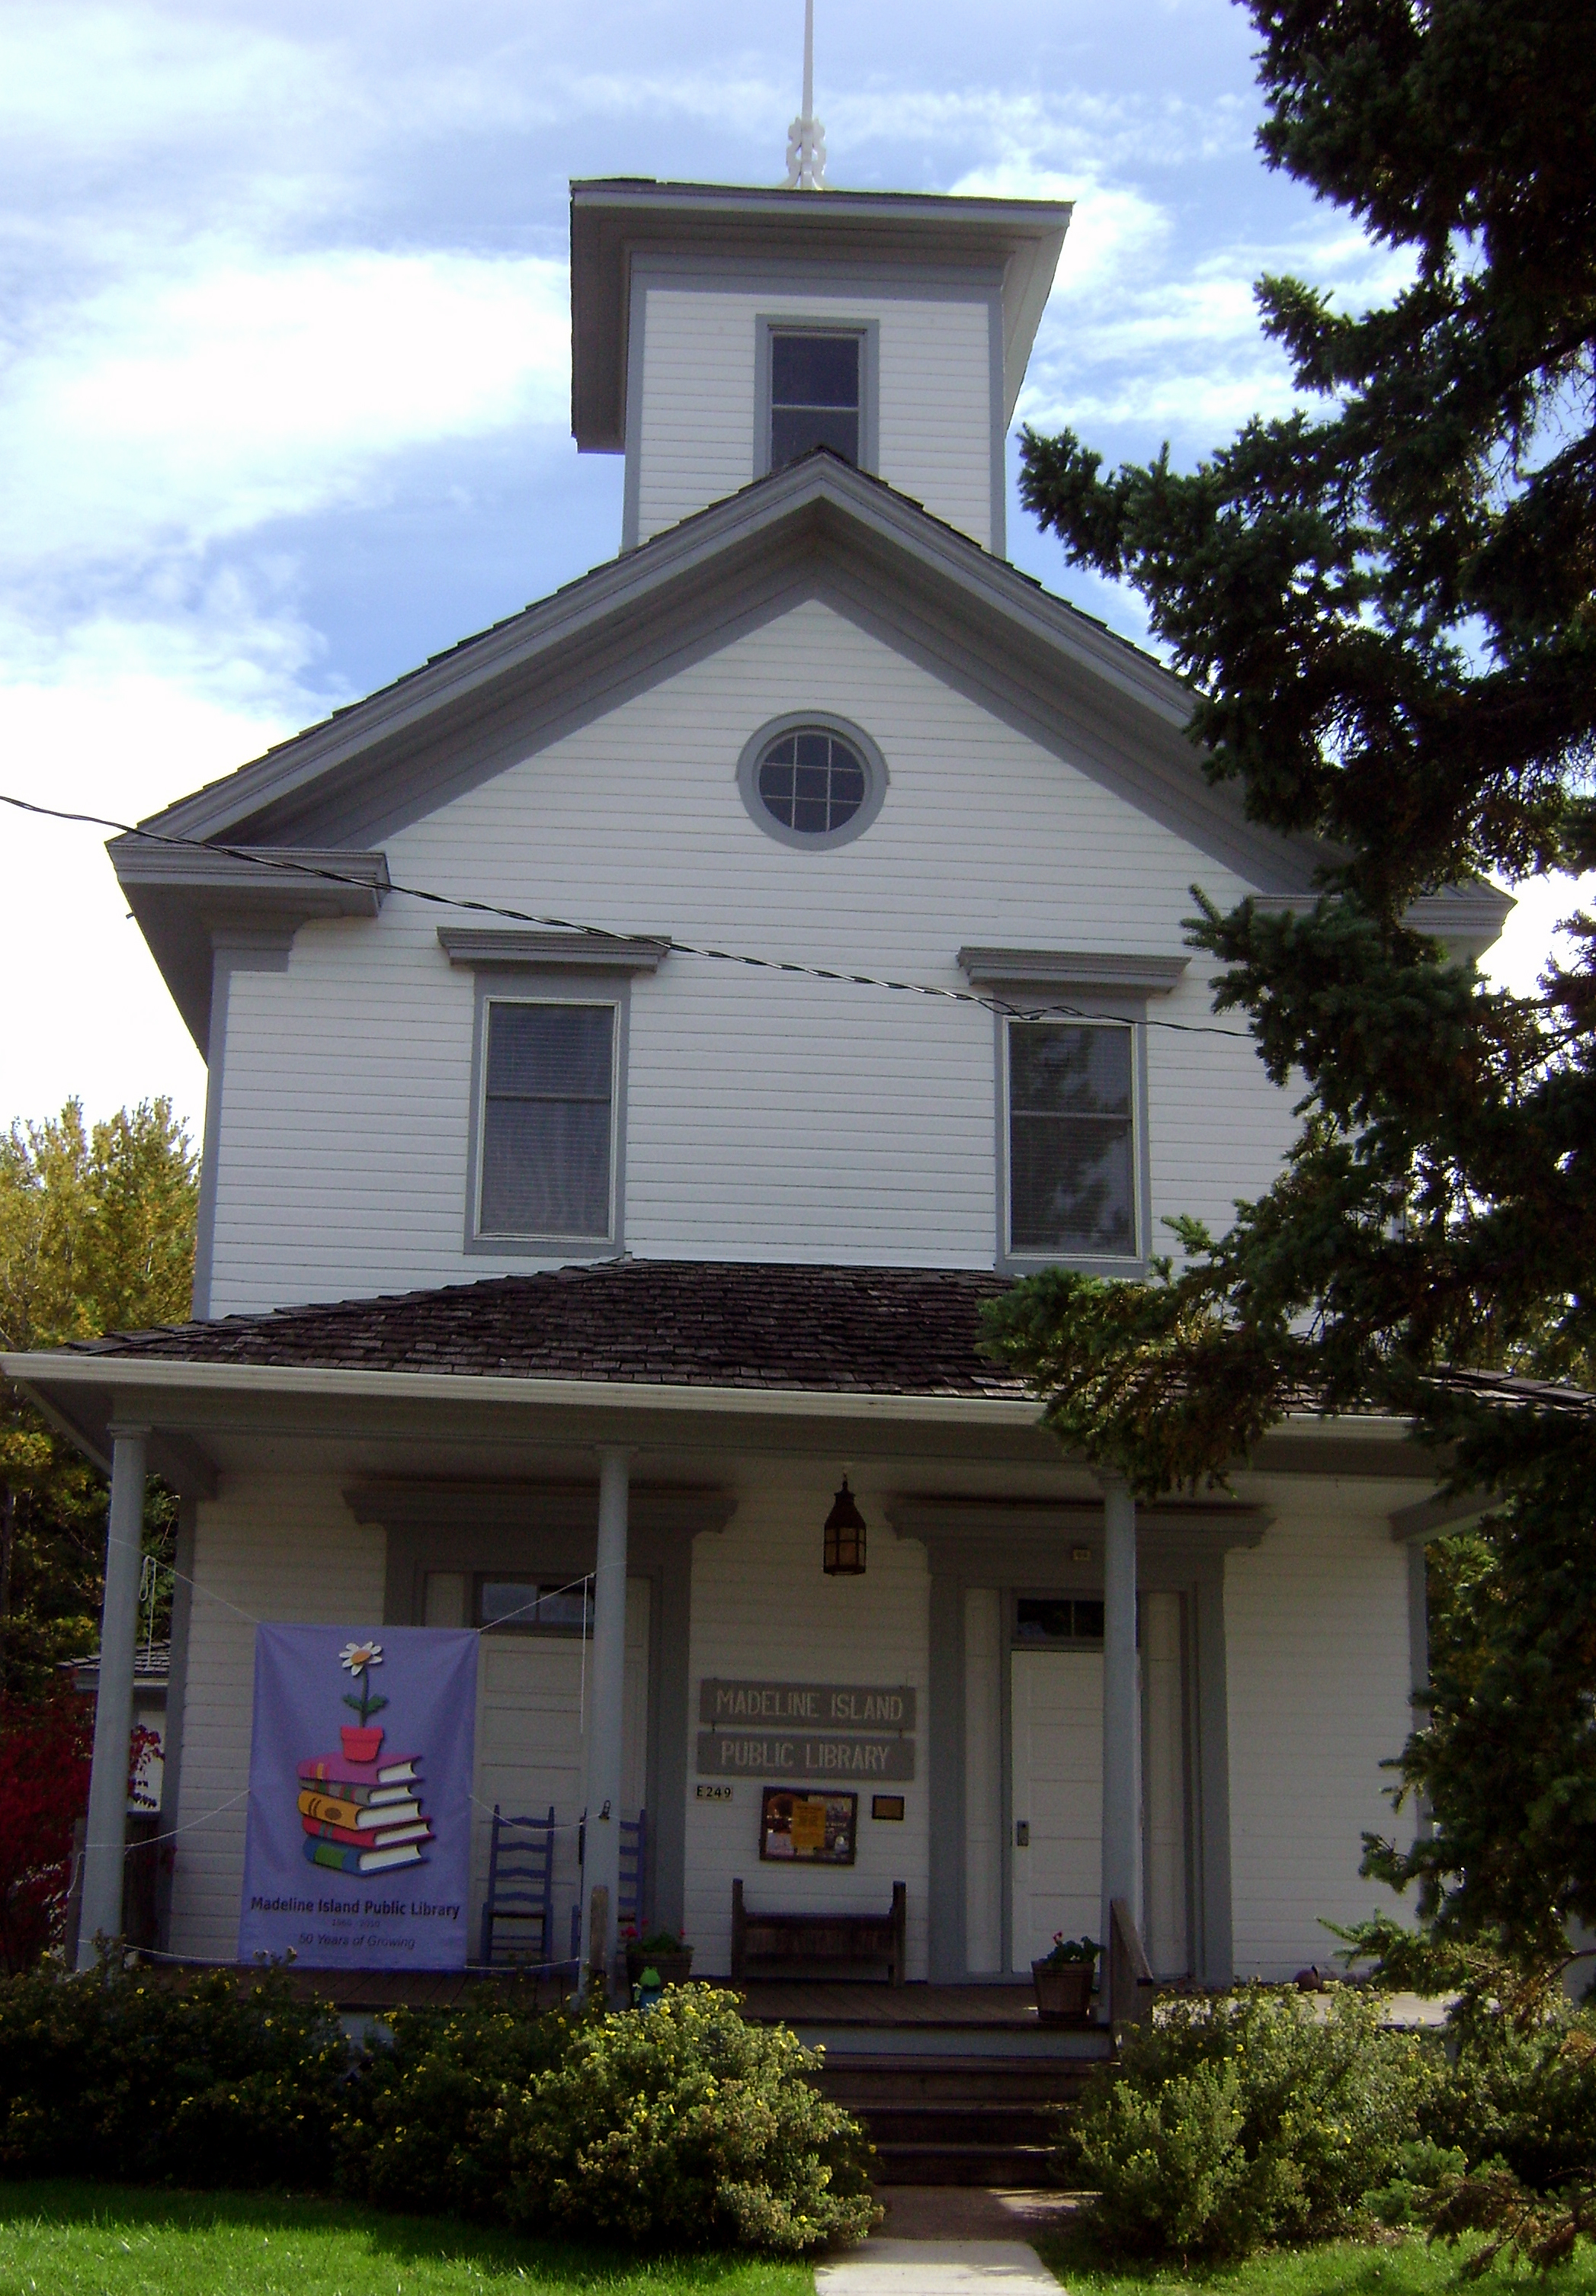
left=117, top=451, right=1315, bottom=885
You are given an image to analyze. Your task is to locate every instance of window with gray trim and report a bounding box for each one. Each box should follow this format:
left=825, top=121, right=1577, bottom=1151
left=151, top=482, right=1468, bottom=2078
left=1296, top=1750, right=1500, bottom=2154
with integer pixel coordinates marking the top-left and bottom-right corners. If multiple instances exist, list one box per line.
left=758, top=726, right=866, bottom=835
left=477, top=999, right=616, bottom=1240
left=736, top=711, right=889, bottom=851
left=1006, top=1020, right=1138, bottom=1259
left=769, top=330, right=860, bottom=470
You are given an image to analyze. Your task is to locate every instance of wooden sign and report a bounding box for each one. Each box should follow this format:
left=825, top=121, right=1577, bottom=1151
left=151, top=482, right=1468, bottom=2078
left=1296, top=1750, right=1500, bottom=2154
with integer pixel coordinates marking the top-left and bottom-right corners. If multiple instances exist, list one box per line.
left=695, top=1730, right=915, bottom=1781
left=699, top=1679, right=915, bottom=1730
left=760, top=1788, right=857, bottom=1865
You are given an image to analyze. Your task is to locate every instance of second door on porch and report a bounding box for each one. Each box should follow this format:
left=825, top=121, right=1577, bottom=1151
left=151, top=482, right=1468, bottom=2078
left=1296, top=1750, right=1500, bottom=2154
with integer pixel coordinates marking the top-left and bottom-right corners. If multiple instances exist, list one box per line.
left=473, top=1576, right=651, bottom=1946
left=1011, top=1648, right=1102, bottom=1971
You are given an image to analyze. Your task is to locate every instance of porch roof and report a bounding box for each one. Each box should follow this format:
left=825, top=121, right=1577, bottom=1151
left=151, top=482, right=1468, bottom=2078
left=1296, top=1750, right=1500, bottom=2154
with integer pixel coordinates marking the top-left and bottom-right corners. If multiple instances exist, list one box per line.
left=57, top=1261, right=1025, bottom=1397
left=3, top=1261, right=1457, bottom=1505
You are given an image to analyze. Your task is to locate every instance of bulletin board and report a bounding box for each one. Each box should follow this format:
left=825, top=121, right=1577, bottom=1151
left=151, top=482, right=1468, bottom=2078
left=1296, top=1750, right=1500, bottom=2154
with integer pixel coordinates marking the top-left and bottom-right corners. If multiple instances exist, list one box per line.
left=758, top=1788, right=857, bottom=1865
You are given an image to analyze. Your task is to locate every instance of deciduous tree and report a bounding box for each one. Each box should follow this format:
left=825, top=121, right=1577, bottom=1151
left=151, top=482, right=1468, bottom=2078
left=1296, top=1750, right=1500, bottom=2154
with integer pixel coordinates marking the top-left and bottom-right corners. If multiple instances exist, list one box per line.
left=0, top=1100, right=197, bottom=1701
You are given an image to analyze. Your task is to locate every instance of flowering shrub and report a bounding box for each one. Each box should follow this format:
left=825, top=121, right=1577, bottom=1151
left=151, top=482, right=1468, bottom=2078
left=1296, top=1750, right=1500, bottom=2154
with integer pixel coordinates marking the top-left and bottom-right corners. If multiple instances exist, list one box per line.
left=0, top=1691, right=92, bottom=1972
left=338, top=1990, right=569, bottom=2220
left=1063, top=1987, right=1440, bottom=2259
left=0, top=1964, right=877, bottom=2255
left=0, top=1963, right=349, bottom=2186
left=500, top=1987, right=877, bottom=2251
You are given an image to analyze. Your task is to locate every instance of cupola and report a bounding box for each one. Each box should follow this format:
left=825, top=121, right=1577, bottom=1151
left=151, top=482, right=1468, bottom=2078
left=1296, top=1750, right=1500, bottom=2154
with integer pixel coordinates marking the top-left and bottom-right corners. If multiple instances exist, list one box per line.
left=569, top=178, right=1071, bottom=557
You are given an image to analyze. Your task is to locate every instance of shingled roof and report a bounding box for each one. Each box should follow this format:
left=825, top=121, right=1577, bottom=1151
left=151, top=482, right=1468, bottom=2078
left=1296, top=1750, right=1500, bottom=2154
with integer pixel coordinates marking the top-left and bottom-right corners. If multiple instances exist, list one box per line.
left=69, top=1261, right=1028, bottom=1400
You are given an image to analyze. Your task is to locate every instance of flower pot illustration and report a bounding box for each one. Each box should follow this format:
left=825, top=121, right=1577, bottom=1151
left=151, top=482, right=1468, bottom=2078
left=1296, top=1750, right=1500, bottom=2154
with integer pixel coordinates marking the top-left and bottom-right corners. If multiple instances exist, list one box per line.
left=338, top=1640, right=388, bottom=1765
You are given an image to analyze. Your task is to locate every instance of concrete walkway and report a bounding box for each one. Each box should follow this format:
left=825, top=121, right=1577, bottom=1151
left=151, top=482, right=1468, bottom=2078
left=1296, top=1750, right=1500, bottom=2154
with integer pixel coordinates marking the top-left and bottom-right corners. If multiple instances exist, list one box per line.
left=816, top=2240, right=1061, bottom=2294
left=816, top=2189, right=1074, bottom=2292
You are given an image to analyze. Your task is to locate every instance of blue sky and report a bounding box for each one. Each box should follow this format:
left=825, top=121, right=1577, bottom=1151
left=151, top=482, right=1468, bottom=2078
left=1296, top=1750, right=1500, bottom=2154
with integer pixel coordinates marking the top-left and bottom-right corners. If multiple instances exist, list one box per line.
left=1, top=0, right=1578, bottom=1142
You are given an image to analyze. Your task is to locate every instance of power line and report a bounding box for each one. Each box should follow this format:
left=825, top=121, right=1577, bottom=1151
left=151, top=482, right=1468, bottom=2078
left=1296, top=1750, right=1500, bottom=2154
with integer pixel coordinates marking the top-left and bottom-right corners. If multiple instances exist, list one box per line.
left=1, top=789, right=1256, bottom=1039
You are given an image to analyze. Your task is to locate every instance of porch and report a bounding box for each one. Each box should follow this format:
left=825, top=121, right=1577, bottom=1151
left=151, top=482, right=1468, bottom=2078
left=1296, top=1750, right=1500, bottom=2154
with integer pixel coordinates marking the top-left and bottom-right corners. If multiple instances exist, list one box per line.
left=4, top=1259, right=1444, bottom=2000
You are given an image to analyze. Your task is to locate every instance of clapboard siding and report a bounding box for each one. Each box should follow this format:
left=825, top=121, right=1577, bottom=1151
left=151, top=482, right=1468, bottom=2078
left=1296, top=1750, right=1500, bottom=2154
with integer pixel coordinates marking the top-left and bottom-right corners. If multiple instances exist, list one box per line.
left=166, top=1478, right=386, bottom=1963
left=207, top=596, right=1297, bottom=1315
left=1225, top=1509, right=1417, bottom=1978
left=682, top=1470, right=930, bottom=1978
left=635, top=281, right=994, bottom=547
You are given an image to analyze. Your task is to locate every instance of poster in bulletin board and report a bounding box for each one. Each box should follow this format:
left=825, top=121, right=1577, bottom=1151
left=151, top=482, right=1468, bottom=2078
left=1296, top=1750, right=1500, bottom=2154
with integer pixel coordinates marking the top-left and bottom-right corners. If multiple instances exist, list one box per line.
left=759, top=1788, right=857, bottom=1865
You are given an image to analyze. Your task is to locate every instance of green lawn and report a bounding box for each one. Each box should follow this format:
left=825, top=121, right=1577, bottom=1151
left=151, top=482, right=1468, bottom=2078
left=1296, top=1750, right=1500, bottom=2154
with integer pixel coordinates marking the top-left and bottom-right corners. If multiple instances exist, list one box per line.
left=1034, top=2223, right=1596, bottom=2296
left=0, top=2183, right=814, bottom=2296
left=8, top=2186, right=1595, bottom=2296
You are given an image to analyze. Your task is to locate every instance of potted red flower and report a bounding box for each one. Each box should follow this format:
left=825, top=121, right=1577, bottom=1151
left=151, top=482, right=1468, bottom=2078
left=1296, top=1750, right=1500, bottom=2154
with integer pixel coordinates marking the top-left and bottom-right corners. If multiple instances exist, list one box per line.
left=338, top=1640, right=387, bottom=1762
left=623, top=1925, right=694, bottom=1989
left=1032, top=1932, right=1099, bottom=2023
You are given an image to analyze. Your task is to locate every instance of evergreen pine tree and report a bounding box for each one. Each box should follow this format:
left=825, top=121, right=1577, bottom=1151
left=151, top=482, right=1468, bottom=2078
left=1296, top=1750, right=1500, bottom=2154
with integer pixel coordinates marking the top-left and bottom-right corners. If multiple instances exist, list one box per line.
left=983, top=0, right=1595, bottom=1962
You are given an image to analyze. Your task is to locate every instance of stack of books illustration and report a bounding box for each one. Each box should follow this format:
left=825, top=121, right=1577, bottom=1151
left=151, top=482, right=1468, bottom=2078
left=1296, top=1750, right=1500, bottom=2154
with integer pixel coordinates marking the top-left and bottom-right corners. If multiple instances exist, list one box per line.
left=298, top=1747, right=431, bottom=1875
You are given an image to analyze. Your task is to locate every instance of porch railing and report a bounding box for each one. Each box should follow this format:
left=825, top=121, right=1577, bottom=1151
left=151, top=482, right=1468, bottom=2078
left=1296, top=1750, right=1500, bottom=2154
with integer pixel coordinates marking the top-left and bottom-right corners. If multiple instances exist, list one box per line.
left=1108, top=1894, right=1156, bottom=2040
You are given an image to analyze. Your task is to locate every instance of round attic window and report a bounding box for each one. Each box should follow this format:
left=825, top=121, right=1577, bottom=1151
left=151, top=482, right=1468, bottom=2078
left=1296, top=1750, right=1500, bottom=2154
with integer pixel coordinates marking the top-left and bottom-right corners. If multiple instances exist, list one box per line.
left=736, top=713, right=889, bottom=851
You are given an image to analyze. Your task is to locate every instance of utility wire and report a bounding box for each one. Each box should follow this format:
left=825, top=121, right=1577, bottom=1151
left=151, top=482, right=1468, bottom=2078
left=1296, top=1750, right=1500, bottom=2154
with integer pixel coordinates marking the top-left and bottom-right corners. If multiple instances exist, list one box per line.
left=1, top=789, right=1256, bottom=1040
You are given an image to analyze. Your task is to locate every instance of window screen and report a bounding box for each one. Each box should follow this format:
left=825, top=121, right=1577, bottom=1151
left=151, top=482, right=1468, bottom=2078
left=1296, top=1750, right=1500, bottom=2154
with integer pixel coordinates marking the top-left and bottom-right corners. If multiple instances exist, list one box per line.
left=1008, top=1021, right=1136, bottom=1257
left=770, top=332, right=860, bottom=471
left=479, top=1001, right=614, bottom=1238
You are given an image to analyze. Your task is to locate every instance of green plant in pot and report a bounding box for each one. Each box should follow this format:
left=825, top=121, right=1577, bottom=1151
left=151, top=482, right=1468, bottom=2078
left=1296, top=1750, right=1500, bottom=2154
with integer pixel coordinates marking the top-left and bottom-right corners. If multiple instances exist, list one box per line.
left=623, top=1925, right=694, bottom=1988
left=1033, top=1932, right=1099, bottom=2023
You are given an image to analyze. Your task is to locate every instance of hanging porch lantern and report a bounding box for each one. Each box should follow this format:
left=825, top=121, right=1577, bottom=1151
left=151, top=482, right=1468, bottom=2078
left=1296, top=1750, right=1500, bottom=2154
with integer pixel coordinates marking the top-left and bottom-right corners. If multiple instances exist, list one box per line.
left=823, top=1476, right=867, bottom=1576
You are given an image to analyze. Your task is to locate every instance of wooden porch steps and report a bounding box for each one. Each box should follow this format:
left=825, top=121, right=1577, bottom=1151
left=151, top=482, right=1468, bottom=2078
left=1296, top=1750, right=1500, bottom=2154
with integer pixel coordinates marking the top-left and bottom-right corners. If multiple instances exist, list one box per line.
left=815, top=2051, right=1108, bottom=2188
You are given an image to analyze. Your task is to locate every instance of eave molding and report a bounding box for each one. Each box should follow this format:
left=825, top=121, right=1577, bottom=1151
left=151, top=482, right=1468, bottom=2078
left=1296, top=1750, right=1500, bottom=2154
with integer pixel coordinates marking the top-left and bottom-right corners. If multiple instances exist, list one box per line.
left=886, top=1493, right=1269, bottom=1551
left=437, top=928, right=669, bottom=973
left=5, top=1353, right=1043, bottom=1428
left=958, top=947, right=1191, bottom=997
left=348, top=1477, right=736, bottom=1539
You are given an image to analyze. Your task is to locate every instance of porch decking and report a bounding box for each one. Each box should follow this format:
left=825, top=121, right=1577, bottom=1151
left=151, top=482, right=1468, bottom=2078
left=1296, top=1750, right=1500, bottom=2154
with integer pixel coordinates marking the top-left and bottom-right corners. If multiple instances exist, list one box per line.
left=245, top=1967, right=1101, bottom=2040
left=739, top=1981, right=1080, bottom=2031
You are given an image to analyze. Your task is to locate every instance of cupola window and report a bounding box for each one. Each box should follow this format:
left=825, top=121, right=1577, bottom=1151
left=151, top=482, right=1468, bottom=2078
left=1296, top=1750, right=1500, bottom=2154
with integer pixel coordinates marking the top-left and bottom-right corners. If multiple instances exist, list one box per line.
left=770, top=331, right=860, bottom=470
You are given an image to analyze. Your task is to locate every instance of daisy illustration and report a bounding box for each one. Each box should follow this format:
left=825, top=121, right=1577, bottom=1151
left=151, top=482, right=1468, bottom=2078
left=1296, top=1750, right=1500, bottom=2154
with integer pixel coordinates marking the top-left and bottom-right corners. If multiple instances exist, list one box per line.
left=339, top=1639, right=387, bottom=1727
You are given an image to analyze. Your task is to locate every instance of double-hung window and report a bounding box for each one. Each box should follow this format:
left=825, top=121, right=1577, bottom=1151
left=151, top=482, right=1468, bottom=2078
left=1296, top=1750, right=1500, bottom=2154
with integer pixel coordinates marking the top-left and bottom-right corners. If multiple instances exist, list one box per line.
left=476, top=998, right=617, bottom=1243
left=1005, top=1019, right=1139, bottom=1263
left=768, top=329, right=863, bottom=472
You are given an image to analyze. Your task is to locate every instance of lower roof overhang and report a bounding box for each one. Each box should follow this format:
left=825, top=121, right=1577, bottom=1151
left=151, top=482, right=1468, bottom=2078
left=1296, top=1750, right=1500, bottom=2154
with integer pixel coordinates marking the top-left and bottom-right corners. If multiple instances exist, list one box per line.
left=5, top=1352, right=1448, bottom=1531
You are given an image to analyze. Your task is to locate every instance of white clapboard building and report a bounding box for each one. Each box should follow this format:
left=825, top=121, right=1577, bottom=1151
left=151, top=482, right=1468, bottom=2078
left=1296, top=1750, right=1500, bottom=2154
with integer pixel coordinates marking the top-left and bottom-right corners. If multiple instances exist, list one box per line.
left=9, top=172, right=1504, bottom=2006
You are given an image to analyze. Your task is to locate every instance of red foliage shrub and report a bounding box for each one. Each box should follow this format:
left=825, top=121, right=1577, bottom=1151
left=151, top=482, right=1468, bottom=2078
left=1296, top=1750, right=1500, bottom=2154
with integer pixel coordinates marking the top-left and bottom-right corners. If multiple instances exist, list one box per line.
left=0, top=1691, right=93, bottom=1972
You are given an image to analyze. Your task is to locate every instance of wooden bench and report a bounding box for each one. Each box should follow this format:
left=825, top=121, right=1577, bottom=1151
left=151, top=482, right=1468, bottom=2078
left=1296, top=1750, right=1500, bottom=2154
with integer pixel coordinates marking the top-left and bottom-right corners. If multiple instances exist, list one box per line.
left=731, top=1877, right=907, bottom=1986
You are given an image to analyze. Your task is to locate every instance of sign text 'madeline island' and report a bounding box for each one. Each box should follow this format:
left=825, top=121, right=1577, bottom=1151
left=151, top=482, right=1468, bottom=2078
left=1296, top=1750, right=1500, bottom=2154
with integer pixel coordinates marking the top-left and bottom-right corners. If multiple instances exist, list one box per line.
left=698, top=1679, right=917, bottom=1730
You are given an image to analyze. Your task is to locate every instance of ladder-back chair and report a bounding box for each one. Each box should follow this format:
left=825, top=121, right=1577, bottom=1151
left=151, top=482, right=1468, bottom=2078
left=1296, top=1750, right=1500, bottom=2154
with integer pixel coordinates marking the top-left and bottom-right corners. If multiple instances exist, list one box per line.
left=479, top=1804, right=557, bottom=1967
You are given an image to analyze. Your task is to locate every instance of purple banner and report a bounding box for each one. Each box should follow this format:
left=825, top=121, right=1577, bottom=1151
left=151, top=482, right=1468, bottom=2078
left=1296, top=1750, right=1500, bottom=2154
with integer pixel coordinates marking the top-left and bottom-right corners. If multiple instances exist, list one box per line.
left=239, top=1624, right=477, bottom=1970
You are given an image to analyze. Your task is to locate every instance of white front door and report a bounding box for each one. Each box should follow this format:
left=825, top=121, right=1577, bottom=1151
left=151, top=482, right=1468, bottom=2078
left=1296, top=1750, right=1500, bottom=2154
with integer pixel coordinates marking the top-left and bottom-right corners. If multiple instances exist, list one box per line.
left=1010, top=1649, right=1103, bottom=1971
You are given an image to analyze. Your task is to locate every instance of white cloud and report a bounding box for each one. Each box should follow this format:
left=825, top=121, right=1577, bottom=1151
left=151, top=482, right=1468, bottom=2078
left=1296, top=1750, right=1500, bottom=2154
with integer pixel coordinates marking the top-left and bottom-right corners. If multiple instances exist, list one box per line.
left=1, top=669, right=297, bottom=1141
left=2, top=247, right=570, bottom=577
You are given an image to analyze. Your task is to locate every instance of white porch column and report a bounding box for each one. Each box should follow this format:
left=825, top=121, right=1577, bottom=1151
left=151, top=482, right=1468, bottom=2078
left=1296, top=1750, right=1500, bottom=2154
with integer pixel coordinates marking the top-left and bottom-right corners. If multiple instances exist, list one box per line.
left=77, top=1427, right=148, bottom=1967
left=1141, top=1586, right=1188, bottom=1976
left=579, top=1446, right=630, bottom=1998
left=1100, top=1472, right=1140, bottom=1972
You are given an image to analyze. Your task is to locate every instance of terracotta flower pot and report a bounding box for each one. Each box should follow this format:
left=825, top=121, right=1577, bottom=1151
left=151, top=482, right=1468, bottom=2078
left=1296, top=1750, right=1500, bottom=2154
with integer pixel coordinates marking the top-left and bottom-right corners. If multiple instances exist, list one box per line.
left=627, top=1945, right=694, bottom=1988
left=341, top=1725, right=384, bottom=1762
left=1032, top=1958, right=1095, bottom=2024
